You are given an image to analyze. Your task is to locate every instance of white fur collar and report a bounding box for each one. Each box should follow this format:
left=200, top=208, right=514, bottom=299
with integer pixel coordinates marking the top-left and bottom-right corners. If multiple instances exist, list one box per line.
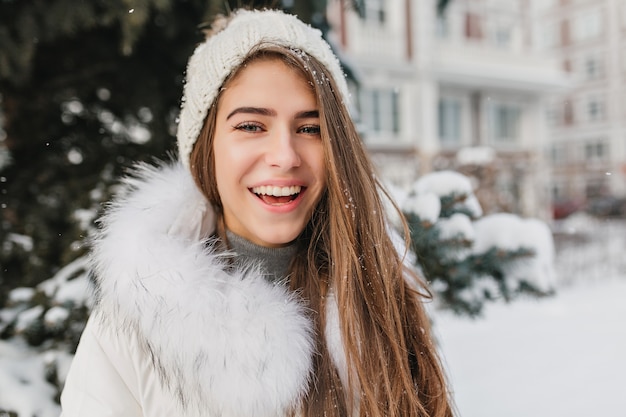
left=90, top=161, right=337, bottom=416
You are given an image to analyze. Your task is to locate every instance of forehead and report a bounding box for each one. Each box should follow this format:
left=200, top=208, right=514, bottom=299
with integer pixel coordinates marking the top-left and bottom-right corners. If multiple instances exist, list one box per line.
left=217, top=57, right=317, bottom=109
left=228, top=54, right=310, bottom=86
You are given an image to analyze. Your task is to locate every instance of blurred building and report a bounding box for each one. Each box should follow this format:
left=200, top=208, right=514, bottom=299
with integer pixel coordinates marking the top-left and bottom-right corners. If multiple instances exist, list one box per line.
left=535, top=0, right=626, bottom=218
left=327, top=0, right=570, bottom=219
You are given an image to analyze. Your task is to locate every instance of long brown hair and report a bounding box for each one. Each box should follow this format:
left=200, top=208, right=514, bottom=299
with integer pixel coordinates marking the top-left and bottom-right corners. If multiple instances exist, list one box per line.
left=190, top=40, right=454, bottom=417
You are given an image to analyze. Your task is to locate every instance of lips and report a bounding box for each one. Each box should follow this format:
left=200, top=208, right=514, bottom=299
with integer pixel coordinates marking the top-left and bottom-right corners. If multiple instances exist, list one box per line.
left=251, top=185, right=303, bottom=205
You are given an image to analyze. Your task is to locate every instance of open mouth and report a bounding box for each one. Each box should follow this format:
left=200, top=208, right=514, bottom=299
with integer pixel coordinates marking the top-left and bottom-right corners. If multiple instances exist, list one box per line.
left=251, top=185, right=303, bottom=205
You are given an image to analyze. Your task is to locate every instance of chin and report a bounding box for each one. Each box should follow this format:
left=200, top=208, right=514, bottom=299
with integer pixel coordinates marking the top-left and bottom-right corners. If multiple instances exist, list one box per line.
left=259, top=229, right=301, bottom=247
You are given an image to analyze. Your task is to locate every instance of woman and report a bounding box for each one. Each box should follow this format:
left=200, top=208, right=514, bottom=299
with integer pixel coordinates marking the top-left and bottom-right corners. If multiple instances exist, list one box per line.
left=60, top=9, right=454, bottom=417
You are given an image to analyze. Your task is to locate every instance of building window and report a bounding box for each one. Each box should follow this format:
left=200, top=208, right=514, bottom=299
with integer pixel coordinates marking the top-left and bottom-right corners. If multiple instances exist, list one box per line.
left=364, top=0, right=385, bottom=25
left=438, top=97, right=462, bottom=146
left=546, top=103, right=561, bottom=127
left=587, top=96, right=605, bottom=121
left=584, top=56, right=603, bottom=80
left=488, top=15, right=515, bottom=48
left=359, top=88, right=400, bottom=136
left=571, top=9, right=602, bottom=43
left=585, top=140, right=608, bottom=162
left=493, top=26, right=512, bottom=47
left=488, top=102, right=521, bottom=143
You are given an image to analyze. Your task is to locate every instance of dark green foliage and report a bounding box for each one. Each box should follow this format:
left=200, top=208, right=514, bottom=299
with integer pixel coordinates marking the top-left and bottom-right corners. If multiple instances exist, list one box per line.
left=438, top=192, right=475, bottom=219
left=404, top=191, right=541, bottom=317
left=0, top=0, right=215, bottom=302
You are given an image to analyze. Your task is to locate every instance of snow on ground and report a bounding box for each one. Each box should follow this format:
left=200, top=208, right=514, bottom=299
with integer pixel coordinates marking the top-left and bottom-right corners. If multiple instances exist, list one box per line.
left=433, top=277, right=626, bottom=417
left=432, top=215, right=626, bottom=417
left=0, top=340, right=61, bottom=417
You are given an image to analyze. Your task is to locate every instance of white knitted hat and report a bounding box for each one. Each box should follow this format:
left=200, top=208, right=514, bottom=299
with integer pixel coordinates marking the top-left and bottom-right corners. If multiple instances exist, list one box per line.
left=176, top=8, right=350, bottom=169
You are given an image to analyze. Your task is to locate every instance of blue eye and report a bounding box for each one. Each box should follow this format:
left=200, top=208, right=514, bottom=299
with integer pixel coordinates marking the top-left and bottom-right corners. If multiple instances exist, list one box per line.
left=235, top=122, right=263, bottom=132
left=299, top=125, right=321, bottom=135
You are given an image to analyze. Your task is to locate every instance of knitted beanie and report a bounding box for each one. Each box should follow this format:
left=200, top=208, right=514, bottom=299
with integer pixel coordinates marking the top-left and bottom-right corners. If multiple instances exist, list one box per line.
left=176, top=8, right=350, bottom=169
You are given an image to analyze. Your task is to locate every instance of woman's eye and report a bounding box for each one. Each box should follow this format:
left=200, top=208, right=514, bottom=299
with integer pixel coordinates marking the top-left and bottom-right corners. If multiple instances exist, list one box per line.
left=299, top=125, right=321, bottom=135
left=234, top=122, right=263, bottom=132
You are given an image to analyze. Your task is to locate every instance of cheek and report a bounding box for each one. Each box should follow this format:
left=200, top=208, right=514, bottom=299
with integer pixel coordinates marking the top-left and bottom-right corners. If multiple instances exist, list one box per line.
left=212, top=143, right=226, bottom=178
left=312, top=145, right=327, bottom=185
left=212, top=139, right=236, bottom=197
left=212, top=139, right=255, bottom=191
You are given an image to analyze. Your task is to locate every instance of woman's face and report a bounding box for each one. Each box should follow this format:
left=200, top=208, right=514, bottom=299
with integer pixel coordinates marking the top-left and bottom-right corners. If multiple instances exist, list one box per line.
left=213, top=58, right=326, bottom=247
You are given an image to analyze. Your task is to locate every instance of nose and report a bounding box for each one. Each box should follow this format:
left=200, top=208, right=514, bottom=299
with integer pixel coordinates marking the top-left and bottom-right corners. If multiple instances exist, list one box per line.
left=265, top=128, right=301, bottom=169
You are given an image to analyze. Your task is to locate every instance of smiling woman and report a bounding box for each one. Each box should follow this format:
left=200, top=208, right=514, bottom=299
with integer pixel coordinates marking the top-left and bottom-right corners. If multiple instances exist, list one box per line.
left=59, top=8, right=455, bottom=417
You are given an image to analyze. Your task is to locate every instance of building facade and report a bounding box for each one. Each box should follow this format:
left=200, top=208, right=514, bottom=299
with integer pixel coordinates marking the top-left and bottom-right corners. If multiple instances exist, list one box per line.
left=327, top=0, right=570, bottom=219
left=535, top=0, right=626, bottom=217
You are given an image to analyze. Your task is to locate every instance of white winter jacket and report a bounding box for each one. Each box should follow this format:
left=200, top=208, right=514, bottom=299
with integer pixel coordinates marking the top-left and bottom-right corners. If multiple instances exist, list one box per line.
left=60, top=161, right=348, bottom=417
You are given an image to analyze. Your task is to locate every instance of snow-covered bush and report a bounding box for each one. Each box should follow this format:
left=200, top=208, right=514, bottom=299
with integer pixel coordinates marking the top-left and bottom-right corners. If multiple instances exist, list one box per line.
left=399, top=170, right=555, bottom=316
left=0, top=257, right=91, bottom=416
left=473, top=213, right=556, bottom=294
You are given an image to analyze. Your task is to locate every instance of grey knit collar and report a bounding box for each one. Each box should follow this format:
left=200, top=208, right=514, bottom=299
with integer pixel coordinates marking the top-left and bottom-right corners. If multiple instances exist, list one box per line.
left=225, top=230, right=297, bottom=283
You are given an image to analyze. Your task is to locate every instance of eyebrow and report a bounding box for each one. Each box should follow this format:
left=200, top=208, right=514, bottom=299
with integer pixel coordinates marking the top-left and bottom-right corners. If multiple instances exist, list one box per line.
left=226, top=107, right=319, bottom=120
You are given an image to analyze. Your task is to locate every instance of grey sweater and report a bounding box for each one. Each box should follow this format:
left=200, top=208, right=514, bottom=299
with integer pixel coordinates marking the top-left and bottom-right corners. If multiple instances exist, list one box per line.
left=226, top=230, right=297, bottom=283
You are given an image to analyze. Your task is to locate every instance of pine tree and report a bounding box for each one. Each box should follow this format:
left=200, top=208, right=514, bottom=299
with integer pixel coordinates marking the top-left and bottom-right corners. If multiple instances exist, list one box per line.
left=400, top=170, right=553, bottom=316
left=1, top=0, right=212, bottom=300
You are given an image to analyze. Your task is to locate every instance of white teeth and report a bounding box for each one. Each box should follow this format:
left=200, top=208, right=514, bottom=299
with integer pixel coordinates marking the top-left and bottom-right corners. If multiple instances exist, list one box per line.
left=252, top=185, right=302, bottom=196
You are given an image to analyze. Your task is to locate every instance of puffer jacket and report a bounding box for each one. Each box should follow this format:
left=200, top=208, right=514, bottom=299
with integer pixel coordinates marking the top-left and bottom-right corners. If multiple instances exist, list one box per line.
left=60, top=161, right=348, bottom=417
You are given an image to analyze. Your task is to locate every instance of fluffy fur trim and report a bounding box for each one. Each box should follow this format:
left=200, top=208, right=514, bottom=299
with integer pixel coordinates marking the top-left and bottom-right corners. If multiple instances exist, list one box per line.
left=90, top=161, right=316, bottom=416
